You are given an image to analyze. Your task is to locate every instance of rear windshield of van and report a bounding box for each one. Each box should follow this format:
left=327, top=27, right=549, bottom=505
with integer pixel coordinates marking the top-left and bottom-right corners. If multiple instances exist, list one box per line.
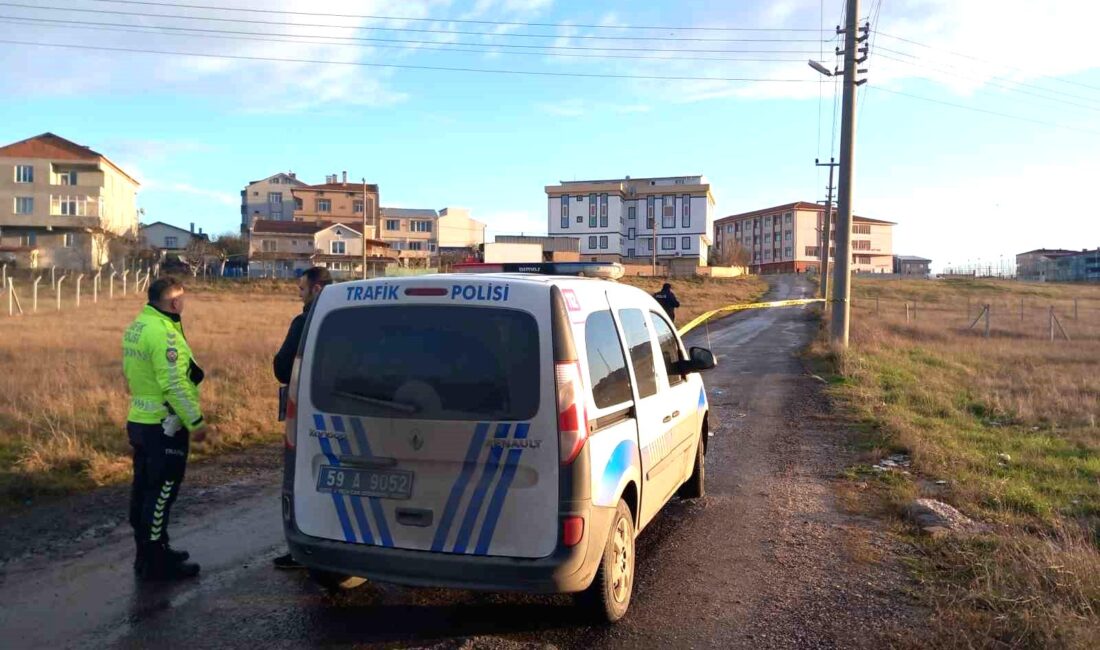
left=310, top=305, right=540, bottom=421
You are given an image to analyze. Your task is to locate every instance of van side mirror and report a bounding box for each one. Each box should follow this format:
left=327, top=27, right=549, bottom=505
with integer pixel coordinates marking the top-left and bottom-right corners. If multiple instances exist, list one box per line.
left=676, top=346, right=717, bottom=374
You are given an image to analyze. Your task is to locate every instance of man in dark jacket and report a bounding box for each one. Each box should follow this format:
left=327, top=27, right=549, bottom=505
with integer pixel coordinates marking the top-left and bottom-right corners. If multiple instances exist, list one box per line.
left=272, top=266, right=333, bottom=569
left=653, top=283, right=681, bottom=322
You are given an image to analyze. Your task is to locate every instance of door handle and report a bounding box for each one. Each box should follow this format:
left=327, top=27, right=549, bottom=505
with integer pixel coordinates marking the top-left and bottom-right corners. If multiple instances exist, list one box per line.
left=662, top=415, right=672, bottom=423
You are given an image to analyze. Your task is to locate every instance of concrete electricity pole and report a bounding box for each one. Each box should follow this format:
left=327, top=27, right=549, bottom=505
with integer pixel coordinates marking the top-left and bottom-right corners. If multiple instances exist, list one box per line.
left=830, top=0, right=869, bottom=347
left=815, top=158, right=837, bottom=300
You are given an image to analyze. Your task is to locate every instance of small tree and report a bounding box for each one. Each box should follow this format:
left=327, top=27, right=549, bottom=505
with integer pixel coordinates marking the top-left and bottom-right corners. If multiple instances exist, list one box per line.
left=211, top=233, right=248, bottom=277
left=714, top=241, right=751, bottom=270
left=183, top=237, right=214, bottom=278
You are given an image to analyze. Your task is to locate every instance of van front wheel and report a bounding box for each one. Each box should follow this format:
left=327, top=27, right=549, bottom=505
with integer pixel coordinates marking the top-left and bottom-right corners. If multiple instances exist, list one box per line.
left=678, top=430, right=706, bottom=500
left=577, top=499, right=634, bottom=623
left=308, top=569, right=366, bottom=591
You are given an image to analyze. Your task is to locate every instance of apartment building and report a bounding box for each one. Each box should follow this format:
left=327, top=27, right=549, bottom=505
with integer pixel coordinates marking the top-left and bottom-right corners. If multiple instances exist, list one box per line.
left=0, top=133, right=139, bottom=270
left=436, top=207, right=486, bottom=252
left=292, top=173, right=380, bottom=236
left=1015, top=248, right=1076, bottom=282
left=240, top=171, right=305, bottom=232
left=248, top=218, right=393, bottom=278
left=714, top=201, right=894, bottom=274
left=1052, top=248, right=1100, bottom=282
left=546, top=175, right=714, bottom=265
left=380, top=207, right=438, bottom=267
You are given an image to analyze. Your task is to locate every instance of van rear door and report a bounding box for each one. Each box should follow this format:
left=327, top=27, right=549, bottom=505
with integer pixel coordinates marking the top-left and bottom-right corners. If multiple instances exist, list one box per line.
left=293, top=280, right=559, bottom=558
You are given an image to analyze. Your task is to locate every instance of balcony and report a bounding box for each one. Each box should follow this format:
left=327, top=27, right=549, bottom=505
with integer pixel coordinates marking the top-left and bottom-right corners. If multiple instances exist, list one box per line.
left=51, top=195, right=101, bottom=218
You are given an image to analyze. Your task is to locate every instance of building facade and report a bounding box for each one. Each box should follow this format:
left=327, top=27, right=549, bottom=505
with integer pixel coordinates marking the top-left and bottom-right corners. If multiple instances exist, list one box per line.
left=493, top=235, right=581, bottom=262
left=0, top=132, right=140, bottom=270
left=546, top=175, right=714, bottom=265
left=248, top=219, right=393, bottom=277
left=437, top=207, right=486, bottom=252
left=140, top=221, right=206, bottom=253
left=1015, top=249, right=1076, bottom=282
left=1052, top=248, right=1100, bottom=282
left=292, top=174, right=380, bottom=236
left=380, top=207, right=438, bottom=267
left=240, top=172, right=305, bottom=232
left=894, top=255, right=932, bottom=277
left=714, top=201, right=894, bottom=274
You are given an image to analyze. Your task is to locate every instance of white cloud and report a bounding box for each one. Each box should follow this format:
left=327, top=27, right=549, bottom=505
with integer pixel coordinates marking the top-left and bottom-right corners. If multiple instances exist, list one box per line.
left=539, top=98, right=587, bottom=117
left=142, top=179, right=238, bottom=207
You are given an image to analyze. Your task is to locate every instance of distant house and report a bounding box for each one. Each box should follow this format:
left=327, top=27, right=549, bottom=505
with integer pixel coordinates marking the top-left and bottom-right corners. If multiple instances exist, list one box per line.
left=893, top=255, right=931, bottom=277
left=140, top=221, right=207, bottom=253
left=248, top=218, right=395, bottom=278
left=1016, top=248, right=1077, bottom=282
left=1052, top=248, right=1100, bottom=283
left=494, top=235, right=581, bottom=262
left=240, top=171, right=306, bottom=232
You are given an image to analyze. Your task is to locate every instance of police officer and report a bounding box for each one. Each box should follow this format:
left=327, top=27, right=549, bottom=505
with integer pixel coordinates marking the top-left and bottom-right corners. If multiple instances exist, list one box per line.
left=122, top=276, right=205, bottom=580
left=271, top=266, right=333, bottom=570
left=653, top=282, right=681, bottom=322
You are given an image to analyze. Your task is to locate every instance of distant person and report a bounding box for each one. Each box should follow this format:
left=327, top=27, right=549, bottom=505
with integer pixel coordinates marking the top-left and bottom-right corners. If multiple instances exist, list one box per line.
left=653, top=283, right=681, bottom=322
left=272, top=266, right=333, bottom=570
left=122, top=276, right=206, bottom=581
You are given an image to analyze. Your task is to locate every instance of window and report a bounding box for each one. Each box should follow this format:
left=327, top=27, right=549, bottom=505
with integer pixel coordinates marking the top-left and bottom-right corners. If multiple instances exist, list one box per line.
left=63, top=232, right=75, bottom=247
left=764, top=216, right=771, bottom=225
left=561, top=195, right=569, bottom=216
left=662, top=195, right=674, bottom=218
left=854, top=224, right=871, bottom=234
left=14, top=197, right=33, bottom=214
left=639, top=237, right=652, bottom=251
left=316, top=199, right=331, bottom=213
left=561, top=216, right=569, bottom=229
left=268, top=192, right=282, bottom=205
left=164, top=236, right=178, bottom=248
left=785, top=212, right=792, bottom=223
left=576, top=196, right=583, bottom=202
left=785, top=230, right=792, bottom=241
left=261, top=239, right=277, bottom=252
left=650, top=313, right=684, bottom=386
left=854, top=240, right=871, bottom=250
left=15, top=165, right=33, bottom=183
left=628, top=206, right=636, bottom=220
left=627, top=248, right=636, bottom=257
left=661, top=236, right=675, bottom=250
left=805, top=246, right=819, bottom=257
left=294, top=197, right=303, bottom=210
left=57, top=170, right=77, bottom=185
left=599, top=235, right=608, bottom=249
left=386, top=219, right=400, bottom=231
left=725, top=224, right=733, bottom=233
left=584, top=311, right=633, bottom=409
left=646, top=196, right=655, bottom=219
left=408, top=241, right=423, bottom=251
left=411, top=221, right=433, bottom=233
left=311, top=306, right=540, bottom=421
left=353, top=200, right=364, bottom=213
left=784, top=247, right=792, bottom=257
left=855, top=254, right=872, bottom=264
left=577, top=216, right=583, bottom=223
left=588, top=235, right=597, bottom=249
left=57, top=199, right=76, bottom=216
left=681, top=194, right=690, bottom=227
left=589, top=193, right=597, bottom=222
left=600, top=193, right=608, bottom=218
left=647, top=217, right=655, bottom=230
left=618, top=309, right=657, bottom=399
left=331, top=240, right=346, bottom=254
left=627, top=227, right=636, bottom=240
left=682, top=236, right=691, bottom=250
left=662, top=212, right=675, bottom=229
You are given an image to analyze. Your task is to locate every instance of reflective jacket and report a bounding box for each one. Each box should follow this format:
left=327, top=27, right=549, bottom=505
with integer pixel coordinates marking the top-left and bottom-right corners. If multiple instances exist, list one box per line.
left=122, top=305, right=205, bottom=431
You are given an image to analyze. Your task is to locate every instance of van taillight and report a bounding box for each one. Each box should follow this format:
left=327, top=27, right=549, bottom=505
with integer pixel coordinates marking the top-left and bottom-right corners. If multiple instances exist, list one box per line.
left=556, top=361, right=588, bottom=465
left=285, top=357, right=301, bottom=449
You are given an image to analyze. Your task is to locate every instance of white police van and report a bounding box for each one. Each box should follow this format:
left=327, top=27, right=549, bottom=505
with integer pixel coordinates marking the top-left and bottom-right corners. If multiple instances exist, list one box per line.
left=282, top=262, right=716, bottom=622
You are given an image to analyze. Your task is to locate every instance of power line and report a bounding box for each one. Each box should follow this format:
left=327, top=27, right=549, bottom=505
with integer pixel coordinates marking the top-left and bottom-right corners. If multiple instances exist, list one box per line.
left=868, top=85, right=1100, bottom=135
left=0, top=3, right=830, bottom=43
left=86, top=0, right=825, bottom=33
left=0, top=38, right=820, bottom=83
left=0, top=16, right=811, bottom=62
left=873, top=30, right=1100, bottom=94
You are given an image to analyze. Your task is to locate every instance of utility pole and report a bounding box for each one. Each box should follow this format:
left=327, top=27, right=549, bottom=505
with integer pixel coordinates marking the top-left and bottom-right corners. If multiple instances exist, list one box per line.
left=361, top=178, right=368, bottom=280
left=815, top=158, right=837, bottom=299
left=830, top=0, right=869, bottom=348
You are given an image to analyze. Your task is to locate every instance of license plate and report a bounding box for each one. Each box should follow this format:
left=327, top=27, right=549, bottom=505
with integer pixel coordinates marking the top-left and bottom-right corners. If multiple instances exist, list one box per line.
left=316, top=466, right=414, bottom=500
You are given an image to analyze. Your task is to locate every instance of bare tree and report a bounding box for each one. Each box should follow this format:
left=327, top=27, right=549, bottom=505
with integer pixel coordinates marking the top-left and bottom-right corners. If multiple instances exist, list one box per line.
left=211, top=232, right=248, bottom=277
left=183, top=237, right=214, bottom=278
left=713, top=241, right=751, bottom=270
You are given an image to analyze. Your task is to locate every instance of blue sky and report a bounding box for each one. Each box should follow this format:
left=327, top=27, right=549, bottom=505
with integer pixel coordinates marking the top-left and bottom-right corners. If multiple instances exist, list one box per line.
left=3, top=0, right=1099, bottom=271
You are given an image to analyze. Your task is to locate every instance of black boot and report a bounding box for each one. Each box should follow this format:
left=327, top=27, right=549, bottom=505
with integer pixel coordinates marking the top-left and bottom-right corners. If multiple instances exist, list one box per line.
left=272, top=552, right=304, bottom=570
left=134, top=542, right=189, bottom=571
left=137, top=543, right=201, bottom=581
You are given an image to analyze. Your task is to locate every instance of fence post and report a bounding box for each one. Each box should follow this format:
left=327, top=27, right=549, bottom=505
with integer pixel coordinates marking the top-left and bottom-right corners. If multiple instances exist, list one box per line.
left=56, top=275, right=66, bottom=311
left=6, top=278, right=12, bottom=317
left=33, top=276, right=41, bottom=313
left=94, top=270, right=101, bottom=303
left=122, top=270, right=129, bottom=296
left=76, top=274, right=84, bottom=308
left=51, top=265, right=56, bottom=291
left=984, top=304, right=991, bottom=338
left=1, top=263, right=6, bottom=289
left=1074, top=299, right=1078, bottom=321
left=110, top=271, right=116, bottom=299
left=905, top=302, right=910, bottom=323
left=1049, top=306, right=1055, bottom=342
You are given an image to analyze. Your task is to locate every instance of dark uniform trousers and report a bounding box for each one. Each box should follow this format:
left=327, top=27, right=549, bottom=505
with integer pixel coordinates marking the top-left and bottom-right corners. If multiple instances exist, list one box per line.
left=128, top=420, right=190, bottom=547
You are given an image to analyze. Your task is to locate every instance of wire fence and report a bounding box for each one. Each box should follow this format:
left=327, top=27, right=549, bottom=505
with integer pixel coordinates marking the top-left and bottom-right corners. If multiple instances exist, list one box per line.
left=0, top=264, right=153, bottom=318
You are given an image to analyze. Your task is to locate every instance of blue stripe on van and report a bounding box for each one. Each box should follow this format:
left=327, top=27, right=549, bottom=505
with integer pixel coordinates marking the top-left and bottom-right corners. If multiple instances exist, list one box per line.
left=473, top=422, right=530, bottom=556
left=452, top=423, right=511, bottom=554
left=431, top=422, right=491, bottom=552
left=330, top=415, right=374, bottom=545
left=347, top=417, right=393, bottom=547
left=315, top=432, right=357, bottom=544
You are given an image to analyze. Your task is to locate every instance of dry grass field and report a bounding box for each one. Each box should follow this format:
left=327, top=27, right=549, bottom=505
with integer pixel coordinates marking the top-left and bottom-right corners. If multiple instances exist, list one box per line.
left=0, top=274, right=763, bottom=507
left=818, top=277, right=1100, bottom=647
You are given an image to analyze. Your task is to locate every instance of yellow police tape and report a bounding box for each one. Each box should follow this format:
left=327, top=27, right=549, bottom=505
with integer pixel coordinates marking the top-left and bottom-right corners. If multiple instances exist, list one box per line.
left=678, top=297, right=826, bottom=335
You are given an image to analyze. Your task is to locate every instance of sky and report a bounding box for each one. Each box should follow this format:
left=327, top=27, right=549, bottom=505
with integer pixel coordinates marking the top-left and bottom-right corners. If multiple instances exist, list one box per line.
left=2, top=0, right=1100, bottom=272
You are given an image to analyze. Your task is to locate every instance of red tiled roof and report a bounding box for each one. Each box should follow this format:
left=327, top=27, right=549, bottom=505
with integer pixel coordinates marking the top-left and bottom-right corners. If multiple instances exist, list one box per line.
left=715, top=201, right=896, bottom=225
left=0, top=132, right=140, bottom=185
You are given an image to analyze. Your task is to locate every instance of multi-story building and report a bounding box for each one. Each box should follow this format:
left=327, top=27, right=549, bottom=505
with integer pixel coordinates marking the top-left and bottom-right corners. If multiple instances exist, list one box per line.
left=0, top=132, right=139, bottom=270
left=436, top=207, right=486, bottom=253
left=714, top=201, right=894, bottom=274
left=546, top=175, right=714, bottom=265
left=1015, top=248, right=1076, bottom=282
left=240, top=171, right=305, bottom=232
left=1052, top=248, right=1100, bottom=283
left=494, top=235, right=580, bottom=262
left=248, top=218, right=393, bottom=278
left=380, top=207, right=439, bottom=267
left=292, top=173, right=380, bottom=236
left=894, top=255, right=932, bottom=277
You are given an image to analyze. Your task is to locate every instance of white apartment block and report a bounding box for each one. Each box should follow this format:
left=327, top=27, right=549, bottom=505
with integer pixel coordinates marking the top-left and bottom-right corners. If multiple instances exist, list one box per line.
left=546, top=175, right=714, bottom=265
left=713, top=201, right=895, bottom=274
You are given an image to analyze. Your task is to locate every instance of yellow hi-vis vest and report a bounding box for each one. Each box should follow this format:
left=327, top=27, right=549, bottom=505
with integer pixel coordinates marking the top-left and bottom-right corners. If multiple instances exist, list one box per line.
left=122, top=305, right=204, bottom=431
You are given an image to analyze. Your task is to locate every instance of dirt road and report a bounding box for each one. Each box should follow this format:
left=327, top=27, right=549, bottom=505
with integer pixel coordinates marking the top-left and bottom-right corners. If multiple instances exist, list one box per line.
left=0, top=274, right=919, bottom=649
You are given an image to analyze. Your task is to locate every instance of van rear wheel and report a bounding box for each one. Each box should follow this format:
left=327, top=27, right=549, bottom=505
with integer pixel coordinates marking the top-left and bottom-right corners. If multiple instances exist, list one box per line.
left=678, top=430, right=706, bottom=500
left=308, top=569, right=366, bottom=591
left=577, top=499, right=634, bottom=623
